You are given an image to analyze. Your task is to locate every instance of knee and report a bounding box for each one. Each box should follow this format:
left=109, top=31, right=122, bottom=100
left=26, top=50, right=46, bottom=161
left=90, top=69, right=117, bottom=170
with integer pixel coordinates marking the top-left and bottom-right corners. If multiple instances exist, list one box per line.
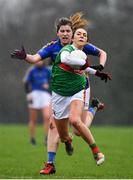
left=69, top=116, right=80, bottom=128
left=73, top=128, right=81, bottom=136
left=49, top=121, right=56, bottom=129
left=44, top=114, right=51, bottom=122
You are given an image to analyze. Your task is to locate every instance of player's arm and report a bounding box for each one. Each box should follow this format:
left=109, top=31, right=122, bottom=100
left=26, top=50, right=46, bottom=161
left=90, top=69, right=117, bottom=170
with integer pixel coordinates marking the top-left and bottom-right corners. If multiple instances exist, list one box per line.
left=11, top=41, right=54, bottom=64
left=10, top=45, right=42, bottom=64
left=85, top=67, right=96, bottom=74
left=98, top=49, right=107, bottom=68
left=90, top=49, right=107, bottom=71
left=85, top=67, right=112, bottom=83
left=25, top=54, right=42, bottom=64
left=84, top=43, right=107, bottom=71
left=61, top=50, right=87, bottom=66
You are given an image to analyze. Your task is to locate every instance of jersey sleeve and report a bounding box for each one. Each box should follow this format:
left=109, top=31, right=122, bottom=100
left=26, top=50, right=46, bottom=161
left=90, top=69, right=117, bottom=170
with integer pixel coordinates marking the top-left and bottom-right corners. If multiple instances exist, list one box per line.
left=37, top=45, right=52, bottom=59
left=37, top=40, right=57, bottom=59
left=83, top=43, right=100, bottom=56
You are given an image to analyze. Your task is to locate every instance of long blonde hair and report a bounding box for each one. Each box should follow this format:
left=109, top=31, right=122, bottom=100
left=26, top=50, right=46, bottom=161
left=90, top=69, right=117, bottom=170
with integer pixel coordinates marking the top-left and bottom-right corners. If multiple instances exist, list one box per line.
left=69, top=12, right=89, bottom=32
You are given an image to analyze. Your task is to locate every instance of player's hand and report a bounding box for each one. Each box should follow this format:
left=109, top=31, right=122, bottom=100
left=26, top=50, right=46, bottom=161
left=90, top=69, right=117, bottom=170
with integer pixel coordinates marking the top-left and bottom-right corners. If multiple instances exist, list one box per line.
left=10, top=45, right=26, bottom=60
left=90, top=64, right=104, bottom=71
left=80, top=59, right=90, bottom=70
left=95, top=71, right=112, bottom=82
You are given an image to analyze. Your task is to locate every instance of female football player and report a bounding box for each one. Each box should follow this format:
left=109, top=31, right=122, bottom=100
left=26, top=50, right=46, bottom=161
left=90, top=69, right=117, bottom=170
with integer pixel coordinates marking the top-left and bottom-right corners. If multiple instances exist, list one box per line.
left=23, top=61, right=51, bottom=145
left=46, top=27, right=110, bottom=173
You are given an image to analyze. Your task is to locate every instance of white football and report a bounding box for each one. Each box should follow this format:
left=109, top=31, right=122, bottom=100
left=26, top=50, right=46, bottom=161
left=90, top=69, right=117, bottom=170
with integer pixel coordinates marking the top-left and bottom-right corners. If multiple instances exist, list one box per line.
left=70, top=50, right=87, bottom=60
left=70, top=50, right=87, bottom=69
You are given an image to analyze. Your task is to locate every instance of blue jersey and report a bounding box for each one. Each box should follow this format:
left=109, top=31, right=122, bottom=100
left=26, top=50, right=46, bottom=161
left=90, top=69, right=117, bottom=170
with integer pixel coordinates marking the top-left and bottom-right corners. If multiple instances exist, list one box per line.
left=24, top=66, right=51, bottom=92
left=37, top=39, right=100, bottom=62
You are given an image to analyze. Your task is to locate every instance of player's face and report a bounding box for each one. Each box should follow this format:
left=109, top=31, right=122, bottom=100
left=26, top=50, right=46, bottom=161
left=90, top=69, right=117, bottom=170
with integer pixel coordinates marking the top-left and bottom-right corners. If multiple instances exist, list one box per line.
left=57, top=25, right=73, bottom=46
left=72, top=28, right=88, bottom=48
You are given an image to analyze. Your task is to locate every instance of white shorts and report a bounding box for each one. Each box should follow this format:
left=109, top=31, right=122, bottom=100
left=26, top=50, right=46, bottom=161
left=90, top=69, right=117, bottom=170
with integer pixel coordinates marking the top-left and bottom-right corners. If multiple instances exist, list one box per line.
left=28, top=90, right=51, bottom=109
left=52, top=90, right=85, bottom=120
left=84, top=87, right=90, bottom=110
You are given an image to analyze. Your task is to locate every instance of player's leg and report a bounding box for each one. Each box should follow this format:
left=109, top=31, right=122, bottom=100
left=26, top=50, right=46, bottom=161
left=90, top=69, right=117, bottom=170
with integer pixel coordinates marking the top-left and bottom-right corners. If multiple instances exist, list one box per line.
left=86, top=97, right=105, bottom=165
left=41, top=105, right=51, bottom=144
left=47, top=118, right=60, bottom=159
left=28, top=90, right=42, bottom=145
left=54, top=118, right=73, bottom=155
left=40, top=117, right=72, bottom=175
left=82, top=86, right=104, bottom=127
left=51, top=91, right=74, bottom=155
left=41, top=91, right=52, bottom=144
left=73, top=87, right=91, bottom=136
left=73, top=86, right=104, bottom=134
left=82, top=98, right=104, bottom=128
left=40, top=89, right=73, bottom=175
left=28, top=108, right=37, bottom=145
left=40, top=117, right=59, bottom=175
left=69, top=91, right=104, bottom=165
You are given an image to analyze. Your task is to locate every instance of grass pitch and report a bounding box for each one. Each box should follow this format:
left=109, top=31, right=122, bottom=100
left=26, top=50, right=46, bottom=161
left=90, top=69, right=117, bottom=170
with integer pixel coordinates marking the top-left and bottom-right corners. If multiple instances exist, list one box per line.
left=0, top=124, right=133, bottom=179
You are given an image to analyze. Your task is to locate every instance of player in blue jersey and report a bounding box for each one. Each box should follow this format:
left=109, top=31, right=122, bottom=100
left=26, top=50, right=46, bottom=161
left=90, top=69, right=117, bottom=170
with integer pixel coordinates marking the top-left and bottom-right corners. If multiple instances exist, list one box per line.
left=11, top=12, right=108, bottom=174
left=23, top=61, right=51, bottom=145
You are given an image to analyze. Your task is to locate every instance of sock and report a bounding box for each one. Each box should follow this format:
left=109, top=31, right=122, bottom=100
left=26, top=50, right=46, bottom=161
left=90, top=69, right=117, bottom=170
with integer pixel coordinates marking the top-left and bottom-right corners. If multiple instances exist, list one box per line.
left=89, top=143, right=100, bottom=159
left=89, top=107, right=97, bottom=116
left=48, top=152, right=56, bottom=163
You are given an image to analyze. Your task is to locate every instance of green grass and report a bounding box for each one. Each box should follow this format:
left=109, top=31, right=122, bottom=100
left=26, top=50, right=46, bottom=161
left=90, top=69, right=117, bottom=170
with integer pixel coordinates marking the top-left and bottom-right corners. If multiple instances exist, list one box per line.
left=0, top=124, right=133, bottom=179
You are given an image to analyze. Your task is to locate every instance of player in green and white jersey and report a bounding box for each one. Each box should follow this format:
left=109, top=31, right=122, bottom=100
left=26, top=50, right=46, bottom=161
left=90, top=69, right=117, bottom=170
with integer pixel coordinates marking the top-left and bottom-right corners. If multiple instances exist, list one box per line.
left=50, top=28, right=111, bottom=171
left=51, top=44, right=86, bottom=96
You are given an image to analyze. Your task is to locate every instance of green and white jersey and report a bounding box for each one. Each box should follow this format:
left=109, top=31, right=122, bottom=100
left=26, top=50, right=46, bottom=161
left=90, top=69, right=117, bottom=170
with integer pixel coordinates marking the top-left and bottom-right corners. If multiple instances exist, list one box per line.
left=51, top=45, right=86, bottom=96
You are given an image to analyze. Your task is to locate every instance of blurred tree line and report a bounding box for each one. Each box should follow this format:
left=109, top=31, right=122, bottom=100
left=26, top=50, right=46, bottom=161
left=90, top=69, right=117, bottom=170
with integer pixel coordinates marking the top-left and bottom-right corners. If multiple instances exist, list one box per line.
left=0, top=0, right=133, bottom=125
